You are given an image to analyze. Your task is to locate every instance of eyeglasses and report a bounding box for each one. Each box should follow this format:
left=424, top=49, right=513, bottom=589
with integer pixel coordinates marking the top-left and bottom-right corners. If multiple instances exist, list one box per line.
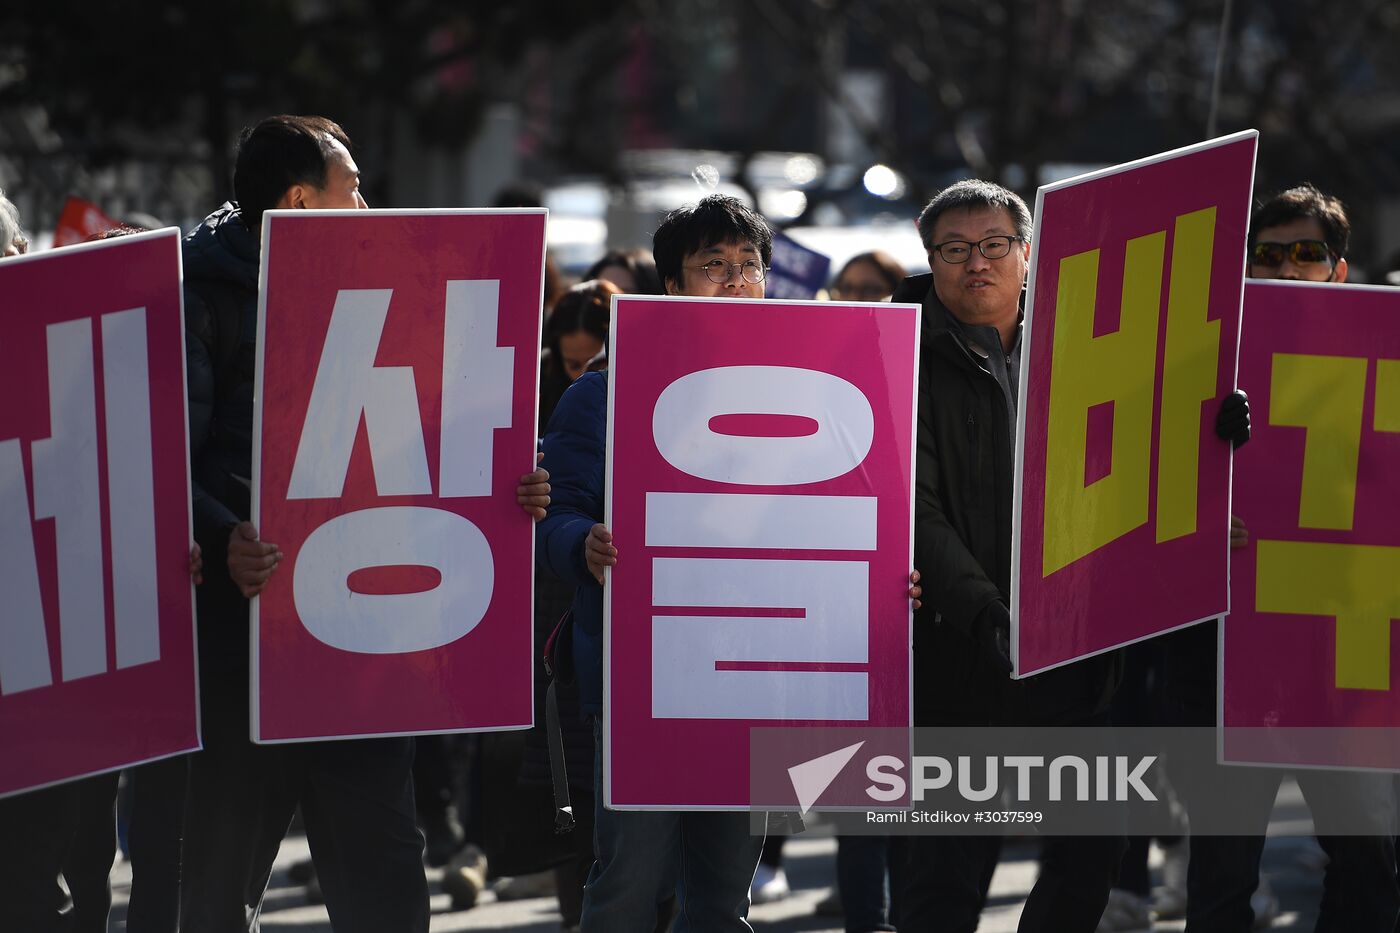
left=691, top=258, right=767, bottom=285
left=1250, top=239, right=1334, bottom=268
left=931, top=234, right=1023, bottom=264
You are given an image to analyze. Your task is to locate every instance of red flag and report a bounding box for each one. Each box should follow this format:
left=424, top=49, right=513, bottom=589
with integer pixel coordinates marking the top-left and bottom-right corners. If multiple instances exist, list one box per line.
left=53, top=196, right=121, bottom=247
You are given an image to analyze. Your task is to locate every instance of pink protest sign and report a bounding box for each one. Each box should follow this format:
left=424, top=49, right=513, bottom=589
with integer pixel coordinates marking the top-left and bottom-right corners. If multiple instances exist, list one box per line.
left=605, top=295, right=919, bottom=810
left=0, top=229, right=198, bottom=798
left=252, top=210, right=545, bottom=742
left=1223, top=281, right=1400, bottom=769
left=1012, top=131, right=1257, bottom=678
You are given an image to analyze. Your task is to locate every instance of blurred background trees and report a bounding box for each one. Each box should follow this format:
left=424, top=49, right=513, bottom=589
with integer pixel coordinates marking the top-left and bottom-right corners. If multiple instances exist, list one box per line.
left=3, top=0, right=1398, bottom=275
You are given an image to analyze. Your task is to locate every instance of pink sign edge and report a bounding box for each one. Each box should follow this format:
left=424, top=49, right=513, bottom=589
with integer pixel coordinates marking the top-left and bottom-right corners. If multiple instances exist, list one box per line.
left=1218, top=276, right=1400, bottom=771
left=602, top=294, right=922, bottom=811
left=1008, top=130, right=1259, bottom=680
left=249, top=208, right=548, bottom=744
left=0, top=226, right=203, bottom=797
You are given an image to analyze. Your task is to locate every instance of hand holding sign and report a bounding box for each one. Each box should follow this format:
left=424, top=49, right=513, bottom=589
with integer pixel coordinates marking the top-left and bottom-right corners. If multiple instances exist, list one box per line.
left=228, top=521, right=282, bottom=599
left=516, top=452, right=551, bottom=521
left=586, top=523, right=616, bottom=585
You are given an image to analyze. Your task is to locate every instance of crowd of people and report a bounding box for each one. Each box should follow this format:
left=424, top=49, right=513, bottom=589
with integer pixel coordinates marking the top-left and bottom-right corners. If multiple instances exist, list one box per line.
left=0, top=111, right=1397, bottom=933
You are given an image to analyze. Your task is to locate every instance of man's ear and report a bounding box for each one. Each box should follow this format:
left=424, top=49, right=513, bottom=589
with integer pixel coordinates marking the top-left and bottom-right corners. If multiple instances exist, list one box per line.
left=663, top=277, right=681, bottom=296
left=1332, top=257, right=1349, bottom=284
left=275, top=184, right=308, bottom=211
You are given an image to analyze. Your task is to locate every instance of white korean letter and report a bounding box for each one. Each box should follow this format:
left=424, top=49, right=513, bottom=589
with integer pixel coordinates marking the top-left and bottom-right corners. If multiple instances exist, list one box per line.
left=651, top=366, right=874, bottom=486
left=287, top=290, right=432, bottom=499
left=439, top=280, right=513, bottom=498
left=30, top=319, right=106, bottom=682
left=293, top=506, right=493, bottom=654
left=651, top=557, right=868, bottom=720
left=102, top=308, right=161, bottom=669
left=0, top=440, right=52, bottom=694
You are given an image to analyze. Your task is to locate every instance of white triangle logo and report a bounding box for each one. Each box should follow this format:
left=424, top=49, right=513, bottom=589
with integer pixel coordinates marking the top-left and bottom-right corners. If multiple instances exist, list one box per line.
left=787, top=741, right=865, bottom=815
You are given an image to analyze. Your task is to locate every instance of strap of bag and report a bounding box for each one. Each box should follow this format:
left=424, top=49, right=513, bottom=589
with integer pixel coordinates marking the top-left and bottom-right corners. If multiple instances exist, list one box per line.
left=545, top=679, right=574, bottom=833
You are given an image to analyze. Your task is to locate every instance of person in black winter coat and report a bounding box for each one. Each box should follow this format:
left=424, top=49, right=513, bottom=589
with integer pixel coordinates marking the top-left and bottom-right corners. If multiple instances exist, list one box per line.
left=897, top=180, right=1127, bottom=933
left=178, top=114, right=550, bottom=933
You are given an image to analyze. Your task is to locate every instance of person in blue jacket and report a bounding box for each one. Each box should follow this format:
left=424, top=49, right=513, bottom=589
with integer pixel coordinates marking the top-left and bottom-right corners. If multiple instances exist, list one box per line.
left=537, top=194, right=921, bottom=932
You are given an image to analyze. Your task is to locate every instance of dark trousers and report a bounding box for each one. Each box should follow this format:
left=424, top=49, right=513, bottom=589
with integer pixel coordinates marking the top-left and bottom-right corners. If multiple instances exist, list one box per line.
left=1180, top=766, right=1399, bottom=933
left=124, top=754, right=187, bottom=933
left=836, top=834, right=899, bottom=932
left=900, top=833, right=1125, bottom=933
left=0, top=771, right=120, bottom=933
left=1166, top=622, right=1400, bottom=933
left=179, top=650, right=428, bottom=933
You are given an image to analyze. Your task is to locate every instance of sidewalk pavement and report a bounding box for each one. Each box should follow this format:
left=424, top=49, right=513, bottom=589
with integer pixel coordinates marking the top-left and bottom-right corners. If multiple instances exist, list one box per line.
left=107, top=780, right=1324, bottom=931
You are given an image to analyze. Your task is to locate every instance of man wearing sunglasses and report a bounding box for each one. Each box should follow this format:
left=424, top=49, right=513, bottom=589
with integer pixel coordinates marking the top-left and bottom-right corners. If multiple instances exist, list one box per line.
left=1175, top=185, right=1399, bottom=933
left=1247, top=183, right=1349, bottom=283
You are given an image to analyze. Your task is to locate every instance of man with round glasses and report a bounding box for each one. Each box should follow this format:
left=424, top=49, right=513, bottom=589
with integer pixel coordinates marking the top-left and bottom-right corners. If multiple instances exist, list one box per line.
left=1246, top=183, right=1349, bottom=283
left=538, top=195, right=787, bottom=931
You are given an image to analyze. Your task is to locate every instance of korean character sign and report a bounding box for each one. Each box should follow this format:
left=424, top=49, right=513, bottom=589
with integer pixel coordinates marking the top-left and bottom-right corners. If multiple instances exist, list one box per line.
left=252, top=210, right=545, bottom=742
left=1223, top=281, right=1400, bottom=769
left=605, top=295, right=919, bottom=809
left=0, top=229, right=198, bottom=797
left=1012, top=132, right=1258, bottom=677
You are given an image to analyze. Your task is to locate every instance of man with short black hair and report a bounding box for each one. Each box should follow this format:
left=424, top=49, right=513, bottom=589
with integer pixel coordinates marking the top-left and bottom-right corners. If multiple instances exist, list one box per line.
left=537, top=194, right=773, bottom=933
left=180, top=114, right=548, bottom=933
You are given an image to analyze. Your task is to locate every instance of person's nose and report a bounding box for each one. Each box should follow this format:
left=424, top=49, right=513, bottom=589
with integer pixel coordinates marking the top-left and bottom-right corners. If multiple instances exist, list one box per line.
left=966, top=249, right=992, bottom=272
left=356, top=191, right=369, bottom=209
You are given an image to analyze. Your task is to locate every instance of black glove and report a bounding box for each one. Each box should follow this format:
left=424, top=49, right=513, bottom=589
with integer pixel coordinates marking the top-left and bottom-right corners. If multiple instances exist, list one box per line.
left=973, top=602, right=1013, bottom=676
left=1214, top=389, right=1250, bottom=449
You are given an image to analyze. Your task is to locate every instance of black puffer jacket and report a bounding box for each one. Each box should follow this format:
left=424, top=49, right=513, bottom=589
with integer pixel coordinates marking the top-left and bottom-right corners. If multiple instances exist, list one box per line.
left=898, top=273, right=1122, bottom=727
left=183, top=203, right=260, bottom=654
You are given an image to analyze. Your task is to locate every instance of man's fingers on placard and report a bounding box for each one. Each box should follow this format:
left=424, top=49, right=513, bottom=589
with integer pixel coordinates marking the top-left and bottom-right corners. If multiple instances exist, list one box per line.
left=909, top=569, right=921, bottom=585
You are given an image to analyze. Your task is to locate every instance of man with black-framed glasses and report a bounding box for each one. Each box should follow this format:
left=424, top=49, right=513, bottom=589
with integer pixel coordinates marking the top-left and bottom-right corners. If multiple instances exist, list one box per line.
left=889, top=179, right=1131, bottom=933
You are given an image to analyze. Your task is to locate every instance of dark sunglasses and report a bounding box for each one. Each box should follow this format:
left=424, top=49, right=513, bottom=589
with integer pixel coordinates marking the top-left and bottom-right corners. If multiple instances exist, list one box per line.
left=1250, top=239, right=1334, bottom=267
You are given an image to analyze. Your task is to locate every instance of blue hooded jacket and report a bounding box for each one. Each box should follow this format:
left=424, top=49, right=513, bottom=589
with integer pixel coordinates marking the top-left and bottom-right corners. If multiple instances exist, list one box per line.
left=535, top=371, right=609, bottom=714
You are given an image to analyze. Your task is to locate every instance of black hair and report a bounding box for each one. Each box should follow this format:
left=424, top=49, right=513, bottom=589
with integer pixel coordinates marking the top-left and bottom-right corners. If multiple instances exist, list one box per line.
left=916, top=179, right=1032, bottom=249
left=545, top=278, right=615, bottom=349
left=232, top=115, right=352, bottom=231
left=652, top=194, right=773, bottom=291
left=1250, top=184, right=1351, bottom=259
left=538, top=279, right=618, bottom=431
left=583, top=247, right=664, bottom=295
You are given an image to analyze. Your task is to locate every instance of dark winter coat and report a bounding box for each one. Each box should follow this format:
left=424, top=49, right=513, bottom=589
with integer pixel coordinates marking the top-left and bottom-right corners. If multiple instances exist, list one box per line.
left=897, top=273, right=1123, bottom=727
left=535, top=371, right=609, bottom=715
left=183, top=203, right=259, bottom=657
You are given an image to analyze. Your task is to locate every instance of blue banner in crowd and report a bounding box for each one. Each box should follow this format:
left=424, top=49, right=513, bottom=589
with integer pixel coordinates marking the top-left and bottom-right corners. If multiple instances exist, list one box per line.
left=766, top=231, right=832, bottom=300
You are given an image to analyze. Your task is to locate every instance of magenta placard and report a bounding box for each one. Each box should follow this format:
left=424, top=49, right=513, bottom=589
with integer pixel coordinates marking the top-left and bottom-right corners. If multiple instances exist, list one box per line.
left=0, top=230, right=198, bottom=798
left=605, top=296, right=919, bottom=809
left=253, top=210, right=544, bottom=742
left=1223, top=281, right=1400, bottom=769
left=1013, top=133, right=1257, bottom=677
